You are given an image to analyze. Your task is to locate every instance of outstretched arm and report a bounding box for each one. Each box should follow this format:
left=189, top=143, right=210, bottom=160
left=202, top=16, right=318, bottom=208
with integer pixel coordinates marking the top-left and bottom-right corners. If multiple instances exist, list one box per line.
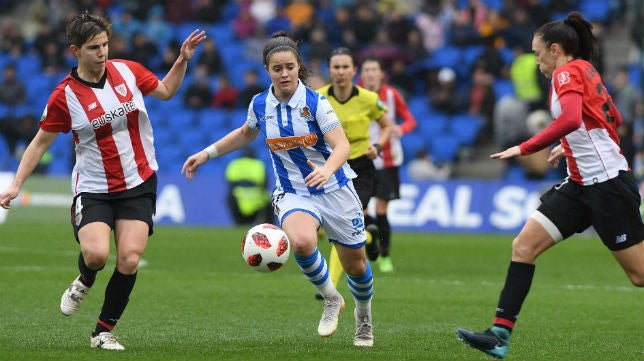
left=0, top=129, right=57, bottom=209
left=151, top=29, right=207, bottom=100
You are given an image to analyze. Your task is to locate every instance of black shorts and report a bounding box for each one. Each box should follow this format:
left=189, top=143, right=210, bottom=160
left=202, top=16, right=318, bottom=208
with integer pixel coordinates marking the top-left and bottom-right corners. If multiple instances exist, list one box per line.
left=70, top=174, right=157, bottom=242
left=374, top=167, right=401, bottom=201
left=537, top=171, right=644, bottom=251
left=348, top=155, right=376, bottom=210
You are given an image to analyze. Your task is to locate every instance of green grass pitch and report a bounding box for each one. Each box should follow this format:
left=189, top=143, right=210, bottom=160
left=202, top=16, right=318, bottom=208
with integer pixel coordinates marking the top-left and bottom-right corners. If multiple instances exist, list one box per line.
left=0, top=220, right=642, bottom=361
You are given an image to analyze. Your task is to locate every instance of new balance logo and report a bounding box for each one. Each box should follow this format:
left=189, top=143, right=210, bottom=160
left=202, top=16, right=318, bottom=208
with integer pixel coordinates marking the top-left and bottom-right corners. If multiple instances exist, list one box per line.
left=615, top=234, right=627, bottom=244
left=88, top=102, right=97, bottom=111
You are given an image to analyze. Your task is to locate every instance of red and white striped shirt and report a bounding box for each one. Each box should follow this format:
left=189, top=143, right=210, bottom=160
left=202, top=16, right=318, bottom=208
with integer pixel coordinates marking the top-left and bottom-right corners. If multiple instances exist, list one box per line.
left=369, top=84, right=417, bottom=169
left=520, top=59, right=627, bottom=185
left=40, top=60, right=159, bottom=194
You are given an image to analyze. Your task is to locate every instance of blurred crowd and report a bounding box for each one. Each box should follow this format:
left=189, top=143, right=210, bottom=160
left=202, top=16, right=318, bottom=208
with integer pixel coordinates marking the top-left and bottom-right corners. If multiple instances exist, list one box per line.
left=0, top=0, right=642, bottom=181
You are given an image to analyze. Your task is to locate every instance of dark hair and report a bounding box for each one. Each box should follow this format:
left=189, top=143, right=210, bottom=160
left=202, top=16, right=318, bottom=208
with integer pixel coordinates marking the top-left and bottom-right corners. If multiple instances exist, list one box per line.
left=66, top=10, right=112, bottom=48
left=328, top=47, right=356, bottom=67
left=360, top=56, right=384, bottom=71
left=534, top=12, right=598, bottom=64
left=262, top=31, right=308, bottom=81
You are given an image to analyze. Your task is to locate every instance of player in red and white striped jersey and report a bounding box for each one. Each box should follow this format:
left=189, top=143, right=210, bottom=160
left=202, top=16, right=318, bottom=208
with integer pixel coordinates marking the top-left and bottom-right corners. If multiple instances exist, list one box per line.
left=359, top=57, right=417, bottom=273
left=0, top=11, right=205, bottom=350
left=457, top=12, right=644, bottom=359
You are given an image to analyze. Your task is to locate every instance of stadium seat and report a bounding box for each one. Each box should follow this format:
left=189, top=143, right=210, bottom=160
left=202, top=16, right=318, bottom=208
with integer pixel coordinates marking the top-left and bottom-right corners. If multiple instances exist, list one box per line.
left=400, top=131, right=428, bottom=162
left=430, top=134, right=460, bottom=164
left=493, top=79, right=515, bottom=100
left=416, top=111, right=449, bottom=140
left=449, top=113, right=483, bottom=146
left=580, top=0, right=609, bottom=22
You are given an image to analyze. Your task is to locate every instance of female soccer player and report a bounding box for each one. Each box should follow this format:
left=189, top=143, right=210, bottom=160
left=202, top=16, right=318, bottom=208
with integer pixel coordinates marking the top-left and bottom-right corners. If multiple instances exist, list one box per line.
left=359, top=57, right=417, bottom=273
left=181, top=32, right=374, bottom=347
left=316, top=47, right=392, bottom=291
left=0, top=11, right=205, bottom=350
left=456, top=12, right=644, bottom=359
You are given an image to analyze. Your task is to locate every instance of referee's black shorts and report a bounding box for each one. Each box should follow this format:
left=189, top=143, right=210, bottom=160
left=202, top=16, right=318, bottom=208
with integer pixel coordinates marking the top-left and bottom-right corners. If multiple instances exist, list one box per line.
left=348, top=155, right=376, bottom=210
left=537, top=170, right=644, bottom=251
left=374, top=166, right=401, bottom=202
left=70, top=174, right=157, bottom=242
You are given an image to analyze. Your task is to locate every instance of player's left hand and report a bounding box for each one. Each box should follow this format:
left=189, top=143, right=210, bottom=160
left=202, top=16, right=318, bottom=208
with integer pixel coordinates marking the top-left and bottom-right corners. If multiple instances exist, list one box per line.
left=547, top=144, right=565, bottom=168
left=305, top=160, right=332, bottom=189
left=179, top=29, right=207, bottom=61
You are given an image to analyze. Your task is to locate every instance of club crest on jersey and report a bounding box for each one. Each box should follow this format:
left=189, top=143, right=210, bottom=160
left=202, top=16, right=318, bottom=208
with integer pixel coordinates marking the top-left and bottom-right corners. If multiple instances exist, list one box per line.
left=557, top=71, right=571, bottom=86
left=114, top=83, right=127, bottom=97
left=300, top=106, right=314, bottom=122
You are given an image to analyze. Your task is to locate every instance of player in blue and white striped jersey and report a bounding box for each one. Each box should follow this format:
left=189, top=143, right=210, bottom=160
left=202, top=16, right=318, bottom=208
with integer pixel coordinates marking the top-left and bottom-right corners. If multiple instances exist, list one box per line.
left=181, top=31, right=374, bottom=347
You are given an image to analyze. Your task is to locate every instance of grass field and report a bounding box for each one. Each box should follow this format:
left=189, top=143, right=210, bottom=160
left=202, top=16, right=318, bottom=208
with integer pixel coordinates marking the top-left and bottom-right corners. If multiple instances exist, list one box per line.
left=1, top=220, right=643, bottom=361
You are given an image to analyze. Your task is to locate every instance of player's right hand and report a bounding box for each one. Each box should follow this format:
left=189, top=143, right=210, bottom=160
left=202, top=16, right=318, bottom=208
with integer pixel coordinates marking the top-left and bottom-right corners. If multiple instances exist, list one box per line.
left=181, top=151, right=209, bottom=180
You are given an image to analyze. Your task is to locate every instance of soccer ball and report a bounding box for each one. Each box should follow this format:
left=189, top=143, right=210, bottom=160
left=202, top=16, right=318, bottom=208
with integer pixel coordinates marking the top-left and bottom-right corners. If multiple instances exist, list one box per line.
left=242, top=223, right=290, bottom=272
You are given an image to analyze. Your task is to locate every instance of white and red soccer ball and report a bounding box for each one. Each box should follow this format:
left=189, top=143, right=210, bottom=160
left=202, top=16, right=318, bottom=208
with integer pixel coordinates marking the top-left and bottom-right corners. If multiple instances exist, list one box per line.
left=242, top=223, right=290, bottom=272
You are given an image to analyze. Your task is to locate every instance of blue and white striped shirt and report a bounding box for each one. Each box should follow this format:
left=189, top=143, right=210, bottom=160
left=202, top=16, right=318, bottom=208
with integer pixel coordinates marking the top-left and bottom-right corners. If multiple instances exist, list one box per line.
left=247, top=81, right=356, bottom=196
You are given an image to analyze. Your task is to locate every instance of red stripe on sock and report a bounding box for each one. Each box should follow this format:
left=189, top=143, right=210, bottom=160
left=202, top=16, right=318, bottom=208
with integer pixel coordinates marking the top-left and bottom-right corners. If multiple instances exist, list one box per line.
left=97, top=319, right=115, bottom=331
left=493, top=317, right=514, bottom=330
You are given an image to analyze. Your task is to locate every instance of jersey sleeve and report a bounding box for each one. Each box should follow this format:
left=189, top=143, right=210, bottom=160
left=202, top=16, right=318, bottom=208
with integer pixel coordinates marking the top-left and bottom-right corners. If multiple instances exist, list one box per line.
left=369, top=95, right=387, bottom=121
left=246, top=100, right=260, bottom=130
left=39, top=85, right=72, bottom=133
left=392, top=89, right=417, bottom=134
left=316, top=95, right=342, bottom=134
left=119, top=59, right=159, bottom=96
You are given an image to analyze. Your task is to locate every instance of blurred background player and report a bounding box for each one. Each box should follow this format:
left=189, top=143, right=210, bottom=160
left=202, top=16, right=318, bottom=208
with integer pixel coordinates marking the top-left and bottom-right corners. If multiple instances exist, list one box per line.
left=359, top=56, right=417, bottom=273
left=316, top=47, right=392, bottom=296
left=225, top=146, right=273, bottom=225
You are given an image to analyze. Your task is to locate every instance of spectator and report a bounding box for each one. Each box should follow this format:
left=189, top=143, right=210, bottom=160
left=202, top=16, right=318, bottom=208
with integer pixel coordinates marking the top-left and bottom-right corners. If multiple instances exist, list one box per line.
left=107, top=33, right=131, bottom=60
left=183, top=64, right=213, bottom=110
left=414, top=6, right=446, bottom=54
left=196, top=38, right=223, bottom=76
left=430, top=67, right=463, bottom=114
left=234, top=2, right=258, bottom=39
left=610, top=65, right=639, bottom=168
left=211, top=73, right=239, bottom=110
left=308, top=26, right=333, bottom=65
left=129, top=32, right=159, bottom=70
left=407, top=148, right=451, bottom=181
left=326, top=6, right=352, bottom=46
left=193, top=0, right=227, bottom=23
left=164, top=0, right=194, bottom=24
left=40, top=42, right=67, bottom=75
left=0, top=19, right=26, bottom=56
left=351, top=3, right=380, bottom=44
left=250, top=0, right=277, bottom=26
left=467, top=65, right=496, bottom=140
left=158, top=40, right=182, bottom=73
left=142, top=5, right=174, bottom=48
left=110, top=10, right=141, bottom=45
left=510, top=44, right=545, bottom=111
left=239, top=69, right=264, bottom=106
left=0, top=64, right=26, bottom=106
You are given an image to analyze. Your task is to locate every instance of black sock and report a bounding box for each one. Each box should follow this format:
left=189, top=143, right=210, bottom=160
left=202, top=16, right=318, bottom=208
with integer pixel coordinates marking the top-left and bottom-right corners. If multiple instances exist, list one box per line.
left=493, top=261, right=535, bottom=331
left=93, top=269, right=137, bottom=336
left=375, top=214, right=390, bottom=256
left=78, top=252, right=98, bottom=288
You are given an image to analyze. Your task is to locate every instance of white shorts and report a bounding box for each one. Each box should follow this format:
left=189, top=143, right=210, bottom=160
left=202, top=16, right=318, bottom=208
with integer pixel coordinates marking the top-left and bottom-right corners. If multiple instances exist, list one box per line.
left=272, top=183, right=366, bottom=248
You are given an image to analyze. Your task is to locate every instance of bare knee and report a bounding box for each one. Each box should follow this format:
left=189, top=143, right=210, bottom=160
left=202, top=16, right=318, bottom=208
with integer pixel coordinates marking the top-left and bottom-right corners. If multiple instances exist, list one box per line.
left=511, top=236, right=539, bottom=263
left=117, top=252, right=142, bottom=274
left=83, top=249, right=109, bottom=270
left=627, top=274, right=644, bottom=287
left=344, top=258, right=367, bottom=276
